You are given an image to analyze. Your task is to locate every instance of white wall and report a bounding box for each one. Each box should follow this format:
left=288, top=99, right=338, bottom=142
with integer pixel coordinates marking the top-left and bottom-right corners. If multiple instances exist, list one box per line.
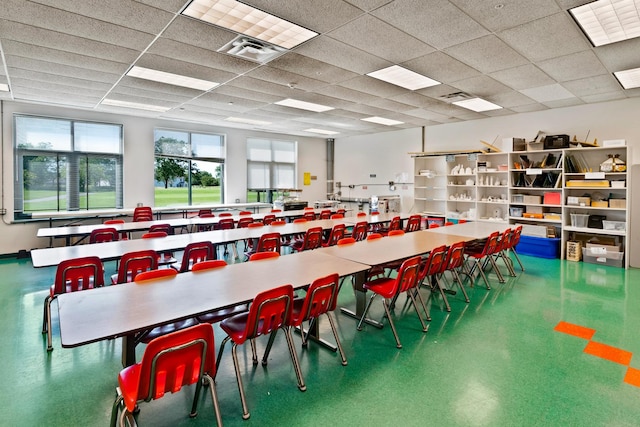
left=0, top=101, right=326, bottom=255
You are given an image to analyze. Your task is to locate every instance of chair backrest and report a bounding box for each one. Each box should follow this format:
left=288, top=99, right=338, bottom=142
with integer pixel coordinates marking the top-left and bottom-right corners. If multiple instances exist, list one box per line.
left=405, top=215, right=422, bottom=232
left=442, top=241, right=465, bottom=273
left=458, top=219, right=467, bottom=224
left=178, top=241, right=216, bottom=273
left=325, top=223, right=346, bottom=246
left=303, top=211, right=317, bottom=221
left=218, top=212, right=233, bottom=217
left=387, top=216, right=401, bottom=232
left=351, top=221, right=368, bottom=241
left=133, top=206, right=153, bottom=222
left=291, top=273, right=340, bottom=326
left=319, top=210, right=331, bottom=220
left=337, top=237, right=356, bottom=245
left=497, top=228, right=513, bottom=252
left=256, top=232, right=281, bottom=253
left=388, top=229, right=405, bottom=237
left=53, top=256, right=104, bottom=294
left=249, top=251, right=280, bottom=261
left=237, top=217, right=254, bottom=228
left=192, top=259, right=227, bottom=272
left=149, top=223, right=172, bottom=235
left=133, top=324, right=216, bottom=410
left=89, top=227, right=119, bottom=243
left=395, top=256, right=422, bottom=294
left=445, top=221, right=454, bottom=226
left=270, top=209, right=282, bottom=213
left=116, top=250, right=159, bottom=284
left=293, top=218, right=308, bottom=224
left=475, top=231, right=501, bottom=257
left=238, top=210, right=252, bottom=216
left=367, top=233, right=383, bottom=240
left=199, top=213, right=215, bottom=219
left=304, top=207, right=315, bottom=211
left=510, top=225, right=522, bottom=248
left=218, top=218, right=235, bottom=230
left=244, top=284, right=294, bottom=342
left=356, top=212, right=367, bottom=217
left=418, top=245, right=448, bottom=281
left=300, top=227, right=324, bottom=250
left=429, top=223, right=440, bottom=229
left=330, top=213, right=344, bottom=219
left=336, top=209, right=346, bottom=216
left=142, top=231, right=168, bottom=239
left=134, top=268, right=178, bottom=283
left=104, top=219, right=128, bottom=240
left=270, top=220, right=287, bottom=226
left=247, top=222, right=264, bottom=228
left=262, top=214, right=276, bottom=225
left=197, top=209, right=212, bottom=217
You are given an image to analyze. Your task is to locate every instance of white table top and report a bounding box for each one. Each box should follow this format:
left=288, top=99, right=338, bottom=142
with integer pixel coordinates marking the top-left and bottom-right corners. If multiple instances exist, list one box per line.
left=424, top=221, right=511, bottom=239
left=57, top=250, right=370, bottom=348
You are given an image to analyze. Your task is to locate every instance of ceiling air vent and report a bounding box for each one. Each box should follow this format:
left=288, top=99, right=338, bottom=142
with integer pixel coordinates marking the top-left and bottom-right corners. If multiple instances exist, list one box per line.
left=218, top=35, right=287, bottom=64
left=438, top=91, right=474, bottom=103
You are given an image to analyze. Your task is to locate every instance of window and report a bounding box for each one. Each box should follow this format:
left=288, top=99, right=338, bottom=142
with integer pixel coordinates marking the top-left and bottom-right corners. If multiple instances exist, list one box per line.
left=14, top=115, right=123, bottom=213
left=154, top=129, right=225, bottom=207
left=247, top=138, right=297, bottom=202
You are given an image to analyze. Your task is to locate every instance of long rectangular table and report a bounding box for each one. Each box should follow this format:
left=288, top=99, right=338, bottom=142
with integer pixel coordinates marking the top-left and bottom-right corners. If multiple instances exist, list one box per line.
left=36, top=208, right=350, bottom=246
left=31, top=219, right=349, bottom=267
left=424, top=221, right=511, bottom=239
left=56, top=250, right=371, bottom=366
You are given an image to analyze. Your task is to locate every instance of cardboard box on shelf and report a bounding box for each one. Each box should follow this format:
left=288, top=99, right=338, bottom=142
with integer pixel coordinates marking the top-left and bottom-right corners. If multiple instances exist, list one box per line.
left=523, top=195, right=542, bottom=204
left=591, top=200, right=608, bottom=208
left=526, top=205, right=543, bottom=214
left=567, top=196, right=590, bottom=206
left=566, top=241, right=582, bottom=261
left=609, top=199, right=626, bottom=209
left=543, top=192, right=561, bottom=205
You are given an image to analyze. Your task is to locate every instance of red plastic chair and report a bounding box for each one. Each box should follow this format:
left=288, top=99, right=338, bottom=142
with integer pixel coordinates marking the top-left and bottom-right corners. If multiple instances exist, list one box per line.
left=356, top=256, right=427, bottom=348
left=216, top=284, right=305, bottom=420
left=42, top=256, right=104, bottom=351
left=337, top=237, right=356, bottom=245
left=247, top=222, right=264, bottom=228
left=133, top=269, right=198, bottom=345
left=405, top=215, right=422, bottom=232
left=148, top=223, right=173, bottom=235
left=417, top=245, right=449, bottom=313
left=262, top=214, right=276, bottom=225
left=175, top=241, right=216, bottom=273
left=89, top=227, right=119, bottom=243
left=110, top=324, right=222, bottom=427
left=293, top=218, right=307, bottom=224
left=218, top=212, right=233, bottom=217
left=270, top=209, right=282, bottom=213
left=197, top=212, right=216, bottom=232
left=458, top=219, right=467, bottom=224
left=388, top=229, right=405, bottom=237
left=429, top=223, right=440, bottom=229
left=104, top=219, right=128, bottom=240
left=303, top=211, right=317, bottom=221
left=217, top=217, right=236, bottom=257
left=437, top=241, right=470, bottom=306
left=445, top=221, right=455, bottom=226
left=493, top=228, right=517, bottom=278
left=237, top=217, right=254, bottom=228
left=366, top=233, right=383, bottom=240
left=507, top=225, right=525, bottom=271
left=336, top=209, right=347, bottom=216
left=141, top=231, right=177, bottom=266
left=197, top=209, right=213, bottom=217
left=289, top=273, right=347, bottom=365
left=351, top=221, right=368, bottom=241
left=379, top=215, right=401, bottom=236
left=323, top=223, right=346, bottom=247
left=357, top=212, right=367, bottom=217
left=133, top=206, right=153, bottom=222
left=330, top=213, right=344, bottom=219
left=192, top=259, right=227, bottom=272
left=111, top=250, right=158, bottom=285
left=290, top=226, right=323, bottom=252
left=319, top=210, right=332, bottom=220
left=248, top=251, right=280, bottom=261
left=464, top=231, right=502, bottom=289
left=270, top=220, right=286, bottom=226
left=245, top=232, right=281, bottom=260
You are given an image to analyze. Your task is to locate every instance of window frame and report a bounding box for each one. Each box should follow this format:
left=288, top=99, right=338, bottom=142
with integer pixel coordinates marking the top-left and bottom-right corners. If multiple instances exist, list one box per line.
left=14, top=114, right=124, bottom=214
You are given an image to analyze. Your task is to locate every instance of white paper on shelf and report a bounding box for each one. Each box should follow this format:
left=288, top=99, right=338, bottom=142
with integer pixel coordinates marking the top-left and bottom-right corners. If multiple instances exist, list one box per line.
left=585, top=172, right=605, bottom=180
left=525, top=168, right=542, bottom=175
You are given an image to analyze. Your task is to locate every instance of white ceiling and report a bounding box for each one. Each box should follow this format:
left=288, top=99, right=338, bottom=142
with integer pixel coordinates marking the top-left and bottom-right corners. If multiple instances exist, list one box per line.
left=1, top=0, right=639, bottom=137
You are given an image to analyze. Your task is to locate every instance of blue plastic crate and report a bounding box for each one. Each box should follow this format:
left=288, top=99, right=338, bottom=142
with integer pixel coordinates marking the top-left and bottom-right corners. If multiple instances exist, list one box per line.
left=515, top=235, right=560, bottom=259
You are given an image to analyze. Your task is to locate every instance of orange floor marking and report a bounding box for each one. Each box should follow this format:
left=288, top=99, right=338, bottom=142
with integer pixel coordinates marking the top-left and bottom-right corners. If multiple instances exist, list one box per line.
left=583, top=341, right=633, bottom=366
left=623, top=367, right=640, bottom=387
left=554, top=321, right=596, bottom=340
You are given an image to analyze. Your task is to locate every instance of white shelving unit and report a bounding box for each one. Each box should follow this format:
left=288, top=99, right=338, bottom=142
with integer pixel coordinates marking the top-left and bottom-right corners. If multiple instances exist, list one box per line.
left=476, top=152, right=510, bottom=223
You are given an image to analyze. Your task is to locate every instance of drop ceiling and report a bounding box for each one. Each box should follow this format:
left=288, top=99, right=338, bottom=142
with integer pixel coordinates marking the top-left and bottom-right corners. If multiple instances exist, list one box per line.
left=0, top=0, right=639, bottom=137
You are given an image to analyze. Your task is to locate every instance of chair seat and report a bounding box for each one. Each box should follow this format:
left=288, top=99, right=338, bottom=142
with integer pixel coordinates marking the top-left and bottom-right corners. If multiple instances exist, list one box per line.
left=219, top=312, right=252, bottom=344
left=363, top=277, right=396, bottom=299
left=139, top=318, right=199, bottom=344
left=197, top=304, right=249, bottom=324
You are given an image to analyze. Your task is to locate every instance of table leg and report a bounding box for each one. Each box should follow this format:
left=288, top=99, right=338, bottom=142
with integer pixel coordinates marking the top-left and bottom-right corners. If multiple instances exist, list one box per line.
left=339, top=270, right=384, bottom=329
left=121, top=335, right=136, bottom=367
left=294, top=320, right=337, bottom=352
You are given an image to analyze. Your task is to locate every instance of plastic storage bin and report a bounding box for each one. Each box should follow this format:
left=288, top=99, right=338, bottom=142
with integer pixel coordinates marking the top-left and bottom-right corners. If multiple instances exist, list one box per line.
left=583, top=247, right=624, bottom=267
left=515, top=235, right=560, bottom=259
left=510, top=207, right=523, bottom=217
left=570, top=214, right=589, bottom=227
left=602, top=220, right=625, bottom=231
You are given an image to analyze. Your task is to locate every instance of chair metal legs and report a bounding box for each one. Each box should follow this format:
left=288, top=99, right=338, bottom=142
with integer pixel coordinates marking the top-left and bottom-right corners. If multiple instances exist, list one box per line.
left=511, top=248, right=525, bottom=271
left=42, top=296, right=53, bottom=351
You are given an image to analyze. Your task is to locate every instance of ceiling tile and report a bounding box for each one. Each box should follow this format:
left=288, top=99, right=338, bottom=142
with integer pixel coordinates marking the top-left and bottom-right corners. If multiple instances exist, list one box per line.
left=343, top=0, right=394, bottom=11
left=338, top=75, right=408, bottom=98
left=451, top=0, right=561, bottom=32
left=450, top=75, right=513, bottom=98
left=6, top=56, right=122, bottom=84
left=444, top=35, right=529, bottom=73
left=520, top=83, right=576, bottom=102
left=267, top=53, right=358, bottom=84
left=293, top=36, right=391, bottom=74
left=135, top=53, right=239, bottom=84
left=593, top=38, right=640, bottom=72
left=537, top=50, right=608, bottom=82
left=562, top=75, right=624, bottom=97
left=244, top=66, right=328, bottom=92
left=403, top=51, right=480, bottom=84
left=489, top=64, right=555, bottom=90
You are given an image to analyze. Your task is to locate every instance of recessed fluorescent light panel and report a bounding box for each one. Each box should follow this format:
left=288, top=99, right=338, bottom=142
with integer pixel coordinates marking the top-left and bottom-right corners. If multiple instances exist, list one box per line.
left=452, top=98, right=502, bottom=112
left=127, top=66, right=218, bottom=91
left=367, top=65, right=441, bottom=90
left=182, top=0, right=318, bottom=49
left=0, top=84, right=9, bottom=91
left=570, top=0, right=640, bottom=47
left=226, top=117, right=272, bottom=125
left=614, top=67, right=640, bottom=89
left=101, top=99, right=171, bottom=112
left=361, top=116, right=404, bottom=126
left=304, top=128, right=340, bottom=135
left=274, top=98, right=334, bottom=112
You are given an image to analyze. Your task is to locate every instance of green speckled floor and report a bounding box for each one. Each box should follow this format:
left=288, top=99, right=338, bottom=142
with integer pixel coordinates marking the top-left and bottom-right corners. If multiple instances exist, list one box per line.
left=1, top=254, right=640, bottom=426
